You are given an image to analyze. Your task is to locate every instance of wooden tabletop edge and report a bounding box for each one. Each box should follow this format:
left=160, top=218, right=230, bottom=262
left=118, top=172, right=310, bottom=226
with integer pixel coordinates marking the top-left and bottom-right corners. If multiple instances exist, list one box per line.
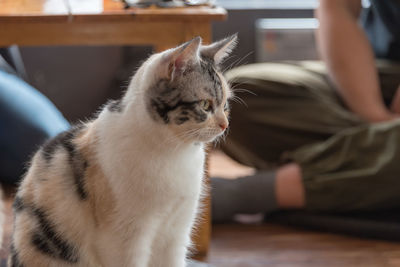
left=0, top=6, right=227, bottom=23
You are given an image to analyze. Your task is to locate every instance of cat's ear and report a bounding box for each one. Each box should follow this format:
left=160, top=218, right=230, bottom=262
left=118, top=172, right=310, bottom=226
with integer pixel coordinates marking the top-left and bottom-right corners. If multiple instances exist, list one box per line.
left=164, top=36, right=202, bottom=81
left=201, top=34, right=238, bottom=66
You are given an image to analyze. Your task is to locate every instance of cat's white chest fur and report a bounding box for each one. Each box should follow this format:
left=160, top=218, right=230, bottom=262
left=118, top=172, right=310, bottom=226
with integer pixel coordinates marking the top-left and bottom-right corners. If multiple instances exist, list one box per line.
left=95, top=118, right=205, bottom=267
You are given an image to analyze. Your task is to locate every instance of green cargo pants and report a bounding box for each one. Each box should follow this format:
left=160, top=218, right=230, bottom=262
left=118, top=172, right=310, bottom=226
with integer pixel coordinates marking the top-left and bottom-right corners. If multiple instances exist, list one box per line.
left=222, top=60, right=400, bottom=212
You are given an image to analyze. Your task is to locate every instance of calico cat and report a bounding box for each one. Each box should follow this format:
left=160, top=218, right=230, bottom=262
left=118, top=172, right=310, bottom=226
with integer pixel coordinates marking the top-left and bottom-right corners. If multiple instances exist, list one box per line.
left=9, top=35, right=237, bottom=267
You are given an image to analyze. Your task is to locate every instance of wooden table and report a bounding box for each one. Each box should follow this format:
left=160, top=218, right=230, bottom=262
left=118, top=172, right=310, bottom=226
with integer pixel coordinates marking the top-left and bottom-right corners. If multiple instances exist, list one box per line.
left=0, top=0, right=226, bottom=51
left=0, top=0, right=227, bottom=260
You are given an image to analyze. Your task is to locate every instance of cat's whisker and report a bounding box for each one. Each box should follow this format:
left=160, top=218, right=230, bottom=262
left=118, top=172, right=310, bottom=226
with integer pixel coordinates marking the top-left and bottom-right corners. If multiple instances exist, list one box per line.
left=227, top=75, right=253, bottom=88
left=161, top=132, right=186, bottom=149
left=169, top=129, right=204, bottom=153
left=227, top=76, right=241, bottom=85
left=219, top=54, right=238, bottom=71
left=222, top=51, right=254, bottom=73
left=229, top=80, right=251, bottom=91
left=161, top=128, right=202, bottom=153
left=231, top=95, right=248, bottom=107
left=232, top=88, right=257, bottom=96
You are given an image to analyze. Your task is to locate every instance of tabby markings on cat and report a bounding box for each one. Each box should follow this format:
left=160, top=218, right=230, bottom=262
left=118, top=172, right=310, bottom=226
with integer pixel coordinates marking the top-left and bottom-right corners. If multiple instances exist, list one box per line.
left=9, top=34, right=237, bottom=267
left=41, top=126, right=88, bottom=200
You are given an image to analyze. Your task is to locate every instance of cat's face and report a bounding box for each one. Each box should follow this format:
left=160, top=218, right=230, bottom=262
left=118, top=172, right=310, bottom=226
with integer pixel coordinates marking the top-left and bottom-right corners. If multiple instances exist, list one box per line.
left=145, top=35, right=237, bottom=143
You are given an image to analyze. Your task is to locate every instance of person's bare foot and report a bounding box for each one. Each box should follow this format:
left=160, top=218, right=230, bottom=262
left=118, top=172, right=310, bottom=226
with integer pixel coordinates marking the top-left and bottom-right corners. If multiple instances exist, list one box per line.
left=208, top=150, right=255, bottom=179
left=276, top=163, right=305, bottom=208
left=209, top=152, right=306, bottom=222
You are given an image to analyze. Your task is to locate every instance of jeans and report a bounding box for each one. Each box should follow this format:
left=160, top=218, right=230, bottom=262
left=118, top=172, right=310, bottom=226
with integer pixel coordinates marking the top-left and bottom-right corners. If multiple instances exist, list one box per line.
left=0, top=70, right=70, bottom=184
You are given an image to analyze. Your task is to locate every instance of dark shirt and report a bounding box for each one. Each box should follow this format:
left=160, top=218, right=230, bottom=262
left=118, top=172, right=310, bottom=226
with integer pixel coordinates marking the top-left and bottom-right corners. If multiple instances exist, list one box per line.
left=362, top=0, right=400, bottom=61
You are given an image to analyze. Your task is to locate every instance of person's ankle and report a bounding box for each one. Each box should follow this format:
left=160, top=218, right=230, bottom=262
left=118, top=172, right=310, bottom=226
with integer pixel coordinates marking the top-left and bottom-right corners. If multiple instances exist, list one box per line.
left=276, top=163, right=305, bottom=208
left=211, top=171, right=278, bottom=223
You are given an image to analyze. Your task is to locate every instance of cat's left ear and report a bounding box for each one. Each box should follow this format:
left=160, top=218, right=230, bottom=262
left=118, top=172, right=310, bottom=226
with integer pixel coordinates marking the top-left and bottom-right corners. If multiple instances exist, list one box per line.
left=201, top=34, right=238, bottom=66
left=164, top=36, right=202, bottom=81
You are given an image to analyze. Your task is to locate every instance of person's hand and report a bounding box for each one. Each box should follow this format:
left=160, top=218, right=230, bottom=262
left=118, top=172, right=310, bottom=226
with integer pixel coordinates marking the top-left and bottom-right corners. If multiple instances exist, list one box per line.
left=368, top=109, right=399, bottom=122
left=390, top=85, right=400, bottom=114
left=363, top=97, right=400, bottom=122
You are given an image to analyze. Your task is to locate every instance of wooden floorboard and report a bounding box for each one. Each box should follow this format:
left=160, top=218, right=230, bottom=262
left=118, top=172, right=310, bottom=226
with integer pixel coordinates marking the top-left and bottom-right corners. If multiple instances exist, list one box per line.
left=206, top=150, right=400, bottom=266
left=208, top=223, right=400, bottom=267
left=2, top=186, right=400, bottom=266
left=3, top=149, right=400, bottom=267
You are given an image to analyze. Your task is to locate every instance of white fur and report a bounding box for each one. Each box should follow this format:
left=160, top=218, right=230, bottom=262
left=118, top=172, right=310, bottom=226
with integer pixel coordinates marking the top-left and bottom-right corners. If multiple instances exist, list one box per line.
left=94, top=53, right=205, bottom=267
left=11, top=36, right=236, bottom=267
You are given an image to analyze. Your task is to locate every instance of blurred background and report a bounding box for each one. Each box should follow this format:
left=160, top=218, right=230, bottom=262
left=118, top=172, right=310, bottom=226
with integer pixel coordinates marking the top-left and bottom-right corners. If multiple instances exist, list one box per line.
left=14, top=0, right=319, bottom=123
left=4, top=1, right=400, bottom=266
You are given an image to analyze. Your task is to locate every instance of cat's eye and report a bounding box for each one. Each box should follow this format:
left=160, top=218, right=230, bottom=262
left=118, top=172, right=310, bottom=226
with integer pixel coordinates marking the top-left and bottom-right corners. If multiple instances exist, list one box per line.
left=224, top=102, right=229, bottom=111
left=200, top=99, right=213, bottom=112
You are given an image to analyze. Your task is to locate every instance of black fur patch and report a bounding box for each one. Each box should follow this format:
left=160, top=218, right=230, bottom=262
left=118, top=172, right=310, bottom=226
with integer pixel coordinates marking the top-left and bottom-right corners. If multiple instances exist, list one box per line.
left=150, top=99, right=171, bottom=123
left=41, top=126, right=88, bottom=200
left=175, top=116, right=190, bottom=125
left=147, top=57, right=224, bottom=124
left=41, top=126, right=81, bottom=162
left=70, top=157, right=89, bottom=201
left=107, top=99, right=124, bottom=113
left=31, top=207, right=79, bottom=263
left=32, top=232, right=57, bottom=258
left=200, top=58, right=223, bottom=105
left=151, top=98, right=202, bottom=124
left=191, top=108, right=208, bottom=122
left=11, top=200, right=79, bottom=264
left=10, top=244, right=24, bottom=267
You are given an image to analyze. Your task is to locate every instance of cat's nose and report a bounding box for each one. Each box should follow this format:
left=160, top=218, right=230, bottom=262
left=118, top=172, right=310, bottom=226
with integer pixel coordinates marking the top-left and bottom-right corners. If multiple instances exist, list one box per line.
left=219, top=122, right=228, bottom=131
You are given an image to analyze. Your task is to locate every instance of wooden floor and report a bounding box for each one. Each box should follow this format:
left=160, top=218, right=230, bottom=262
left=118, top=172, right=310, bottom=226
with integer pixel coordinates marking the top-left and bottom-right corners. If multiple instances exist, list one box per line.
left=206, top=151, right=400, bottom=267
left=2, top=189, right=400, bottom=267
left=208, top=224, right=400, bottom=267
left=2, top=151, right=400, bottom=266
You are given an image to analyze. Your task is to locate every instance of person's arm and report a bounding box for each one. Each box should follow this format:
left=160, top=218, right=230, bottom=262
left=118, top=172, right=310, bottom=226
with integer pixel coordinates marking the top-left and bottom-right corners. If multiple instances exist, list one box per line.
left=391, top=85, right=400, bottom=114
left=315, top=0, right=395, bottom=122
